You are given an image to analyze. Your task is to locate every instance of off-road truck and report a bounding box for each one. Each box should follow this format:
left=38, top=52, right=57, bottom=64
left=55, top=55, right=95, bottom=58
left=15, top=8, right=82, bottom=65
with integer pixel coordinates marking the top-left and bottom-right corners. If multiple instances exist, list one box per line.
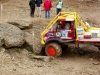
left=34, top=12, right=100, bottom=57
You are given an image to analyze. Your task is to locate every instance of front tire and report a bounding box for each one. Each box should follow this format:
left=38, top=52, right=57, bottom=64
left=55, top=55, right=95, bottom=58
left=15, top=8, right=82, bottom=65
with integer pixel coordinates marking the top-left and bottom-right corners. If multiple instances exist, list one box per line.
left=45, top=43, right=62, bottom=57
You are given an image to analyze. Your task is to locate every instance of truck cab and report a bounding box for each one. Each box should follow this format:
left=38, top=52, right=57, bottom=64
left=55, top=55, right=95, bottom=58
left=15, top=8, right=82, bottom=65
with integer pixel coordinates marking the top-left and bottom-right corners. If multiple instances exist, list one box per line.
left=56, top=20, right=75, bottom=40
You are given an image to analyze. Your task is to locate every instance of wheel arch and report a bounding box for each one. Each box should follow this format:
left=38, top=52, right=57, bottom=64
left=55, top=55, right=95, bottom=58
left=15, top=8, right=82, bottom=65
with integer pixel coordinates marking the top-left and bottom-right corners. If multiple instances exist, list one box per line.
left=45, top=38, right=61, bottom=45
left=39, top=39, right=61, bottom=56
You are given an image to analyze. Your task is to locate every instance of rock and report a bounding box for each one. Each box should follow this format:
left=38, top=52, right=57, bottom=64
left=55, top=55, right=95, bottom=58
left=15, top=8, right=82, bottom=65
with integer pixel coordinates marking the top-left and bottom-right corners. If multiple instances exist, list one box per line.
left=33, top=41, right=43, bottom=54
left=43, top=56, right=54, bottom=62
left=24, top=31, right=34, bottom=47
left=30, top=55, right=54, bottom=62
left=32, top=30, right=43, bottom=54
left=92, top=62, right=99, bottom=65
left=7, top=20, right=33, bottom=29
left=0, top=47, right=5, bottom=54
left=24, top=31, right=34, bottom=52
left=0, top=23, right=24, bottom=48
left=13, top=69, right=16, bottom=71
left=90, top=58, right=93, bottom=61
left=0, top=47, right=6, bottom=58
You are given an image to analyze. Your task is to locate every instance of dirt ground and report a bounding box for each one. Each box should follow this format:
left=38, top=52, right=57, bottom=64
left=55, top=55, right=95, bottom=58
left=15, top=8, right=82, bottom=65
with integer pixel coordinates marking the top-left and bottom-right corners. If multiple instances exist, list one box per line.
left=0, top=0, right=100, bottom=75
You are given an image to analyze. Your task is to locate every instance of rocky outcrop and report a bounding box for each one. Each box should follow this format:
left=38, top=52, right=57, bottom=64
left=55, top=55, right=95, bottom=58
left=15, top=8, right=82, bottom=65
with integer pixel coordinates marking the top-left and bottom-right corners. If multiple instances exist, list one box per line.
left=7, top=20, right=33, bottom=29
left=0, top=23, right=24, bottom=48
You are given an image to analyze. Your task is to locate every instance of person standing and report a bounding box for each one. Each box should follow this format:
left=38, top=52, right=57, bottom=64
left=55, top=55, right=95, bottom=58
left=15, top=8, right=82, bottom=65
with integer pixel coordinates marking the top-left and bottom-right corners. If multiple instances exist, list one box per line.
left=35, top=0, right=42, bottom=17
left=56, top=0, right=63, bottom=14
left=44, top=0, right=52, bottom=18
left=29, top=0, right=36, bottom=17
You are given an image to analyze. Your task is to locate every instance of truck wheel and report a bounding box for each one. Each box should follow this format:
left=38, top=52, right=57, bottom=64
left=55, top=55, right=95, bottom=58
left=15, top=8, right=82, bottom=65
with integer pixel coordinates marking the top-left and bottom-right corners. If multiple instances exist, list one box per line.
left=45, top=43, right=62, bottom=57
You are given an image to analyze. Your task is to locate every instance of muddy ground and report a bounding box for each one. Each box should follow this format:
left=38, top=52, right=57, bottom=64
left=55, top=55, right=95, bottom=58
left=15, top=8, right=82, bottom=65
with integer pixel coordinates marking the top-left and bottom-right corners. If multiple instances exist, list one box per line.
left=0, top=0, right=100, bottom=75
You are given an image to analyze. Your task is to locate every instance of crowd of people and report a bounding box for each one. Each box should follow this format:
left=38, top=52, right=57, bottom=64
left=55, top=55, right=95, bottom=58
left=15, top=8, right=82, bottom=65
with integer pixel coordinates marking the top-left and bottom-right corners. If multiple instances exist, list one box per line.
left=29, top=0, right=64, bottom=18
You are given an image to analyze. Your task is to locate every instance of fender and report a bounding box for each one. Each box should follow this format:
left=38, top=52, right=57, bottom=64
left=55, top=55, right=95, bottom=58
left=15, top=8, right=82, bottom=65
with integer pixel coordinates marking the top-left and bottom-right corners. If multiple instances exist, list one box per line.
left=45, top=38, right=75, bottom=45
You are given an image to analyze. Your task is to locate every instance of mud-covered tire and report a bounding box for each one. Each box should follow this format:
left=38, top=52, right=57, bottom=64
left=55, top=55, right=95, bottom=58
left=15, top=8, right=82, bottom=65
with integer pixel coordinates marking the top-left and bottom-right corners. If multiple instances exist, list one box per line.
left=45, top=43, right=62, bottom=57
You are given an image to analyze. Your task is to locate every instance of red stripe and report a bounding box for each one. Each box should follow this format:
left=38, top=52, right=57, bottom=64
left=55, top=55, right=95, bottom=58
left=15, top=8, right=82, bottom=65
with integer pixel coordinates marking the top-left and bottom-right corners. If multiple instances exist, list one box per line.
left=79, top=40, right=100, bottom=42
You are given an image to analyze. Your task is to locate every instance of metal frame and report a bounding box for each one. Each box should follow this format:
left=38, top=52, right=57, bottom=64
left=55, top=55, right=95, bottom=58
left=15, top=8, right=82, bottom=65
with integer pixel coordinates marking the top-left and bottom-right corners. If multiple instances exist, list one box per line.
left=41, top=12, right=100, bottom=45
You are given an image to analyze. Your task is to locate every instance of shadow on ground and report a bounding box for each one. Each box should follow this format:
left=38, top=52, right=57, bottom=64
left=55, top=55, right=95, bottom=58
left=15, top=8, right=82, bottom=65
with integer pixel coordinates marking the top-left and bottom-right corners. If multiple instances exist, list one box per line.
left=61, top=47, right=100, bottom=60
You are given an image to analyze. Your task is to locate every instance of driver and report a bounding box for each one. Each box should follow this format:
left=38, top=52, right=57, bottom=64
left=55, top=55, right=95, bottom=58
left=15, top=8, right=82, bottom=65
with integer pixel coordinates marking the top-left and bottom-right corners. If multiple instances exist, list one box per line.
left=57, top=21, right=65, bottom=29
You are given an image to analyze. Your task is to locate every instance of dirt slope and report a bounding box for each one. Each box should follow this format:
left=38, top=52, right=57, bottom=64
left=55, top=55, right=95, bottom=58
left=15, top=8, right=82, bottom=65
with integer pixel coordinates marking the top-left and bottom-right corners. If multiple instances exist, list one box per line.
left=0, top=0, right=100, bottom=75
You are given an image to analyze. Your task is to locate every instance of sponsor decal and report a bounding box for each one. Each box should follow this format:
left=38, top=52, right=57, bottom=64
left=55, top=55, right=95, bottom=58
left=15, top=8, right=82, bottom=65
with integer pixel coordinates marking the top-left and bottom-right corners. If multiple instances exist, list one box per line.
left=56, top=32, right=61, bottom=37
left=48, top=33, right=54, bottom=37
left=61, top=30, right=68, bottom=38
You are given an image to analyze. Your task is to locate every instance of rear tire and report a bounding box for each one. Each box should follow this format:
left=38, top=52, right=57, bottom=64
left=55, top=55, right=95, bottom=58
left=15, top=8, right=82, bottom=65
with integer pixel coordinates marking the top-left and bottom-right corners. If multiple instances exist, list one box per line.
left=45, top=43, right=62, bottom=57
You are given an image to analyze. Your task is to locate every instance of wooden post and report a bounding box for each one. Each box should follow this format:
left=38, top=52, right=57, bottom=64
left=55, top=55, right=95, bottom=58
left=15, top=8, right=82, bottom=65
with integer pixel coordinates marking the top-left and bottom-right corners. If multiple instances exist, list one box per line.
left=0, top=4, right=3, bottom=23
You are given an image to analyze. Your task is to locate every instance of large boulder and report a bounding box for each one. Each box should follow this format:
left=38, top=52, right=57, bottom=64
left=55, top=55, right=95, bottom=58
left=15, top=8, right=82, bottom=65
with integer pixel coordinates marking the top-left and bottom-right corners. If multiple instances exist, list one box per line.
left=0, top=23, right=24, bottom=48
left=32, top=23, right=45, bottom=55
left=24, top=31, right=43, bottom=54
left=7, top=20, right=33, bottom=29
left=24, top=31, right=34, bottom=46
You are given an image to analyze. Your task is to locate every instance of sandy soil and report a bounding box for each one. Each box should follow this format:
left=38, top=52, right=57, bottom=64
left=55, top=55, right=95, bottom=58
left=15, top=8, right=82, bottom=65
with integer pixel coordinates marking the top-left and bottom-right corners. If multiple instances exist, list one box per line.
left=0, top=0, right=100, bottom=75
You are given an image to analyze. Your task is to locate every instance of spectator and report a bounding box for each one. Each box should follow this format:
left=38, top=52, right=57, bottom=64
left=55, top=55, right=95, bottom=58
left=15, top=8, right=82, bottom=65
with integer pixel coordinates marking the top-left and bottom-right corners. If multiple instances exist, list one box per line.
left=56, top=0, right=63, bottom=14
left=44, top=0, right=52, bottom=18
left=35, top=0, right=42, bottom=17
left=29, top=0, right=36, bottom=17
